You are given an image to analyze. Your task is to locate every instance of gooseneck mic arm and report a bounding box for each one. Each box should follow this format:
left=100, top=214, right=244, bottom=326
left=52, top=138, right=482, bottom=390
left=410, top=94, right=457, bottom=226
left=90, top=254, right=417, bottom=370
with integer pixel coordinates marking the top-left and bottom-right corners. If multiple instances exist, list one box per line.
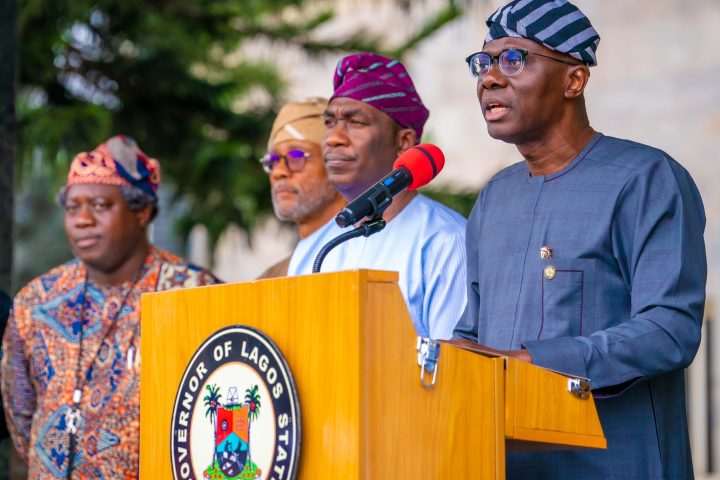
left=312, top=219, right=386, bottom=273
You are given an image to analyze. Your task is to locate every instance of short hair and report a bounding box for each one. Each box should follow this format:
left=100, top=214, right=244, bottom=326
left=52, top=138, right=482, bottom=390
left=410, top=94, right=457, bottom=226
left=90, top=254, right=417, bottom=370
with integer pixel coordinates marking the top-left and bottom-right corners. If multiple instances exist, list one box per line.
left=57, top=185, right=160, bottom=220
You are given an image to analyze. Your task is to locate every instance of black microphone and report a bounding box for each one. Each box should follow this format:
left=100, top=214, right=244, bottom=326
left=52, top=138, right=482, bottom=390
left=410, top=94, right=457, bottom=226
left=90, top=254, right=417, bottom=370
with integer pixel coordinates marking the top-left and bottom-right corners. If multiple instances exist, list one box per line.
left=334, top=144, right=445, bottom=228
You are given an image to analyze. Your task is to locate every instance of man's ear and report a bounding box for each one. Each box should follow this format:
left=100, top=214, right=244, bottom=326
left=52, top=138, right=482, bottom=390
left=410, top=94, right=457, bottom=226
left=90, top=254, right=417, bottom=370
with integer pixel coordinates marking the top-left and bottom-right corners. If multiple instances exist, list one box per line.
left=565, top=64, right=590, bottom=99
left=396, top=128, right=417, bottom=156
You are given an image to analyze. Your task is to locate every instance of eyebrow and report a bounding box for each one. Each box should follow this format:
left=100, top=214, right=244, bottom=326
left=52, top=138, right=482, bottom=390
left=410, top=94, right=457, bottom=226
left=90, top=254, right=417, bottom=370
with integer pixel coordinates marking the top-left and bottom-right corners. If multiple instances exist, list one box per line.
left=272, top=141, right=310, bottom=151
left=324, top=108, right=366, bottom=119
left=482, top=44, right=522, bottom=55
left=483, top=46, right=580, bottom=64
left=65, top=195, right=112, bottom=202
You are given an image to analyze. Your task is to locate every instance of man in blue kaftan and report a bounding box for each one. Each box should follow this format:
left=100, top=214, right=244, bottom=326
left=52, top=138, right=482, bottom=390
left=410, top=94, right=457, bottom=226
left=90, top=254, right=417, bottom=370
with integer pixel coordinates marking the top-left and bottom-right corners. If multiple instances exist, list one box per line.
left=454, top=1, right=706, bottom=478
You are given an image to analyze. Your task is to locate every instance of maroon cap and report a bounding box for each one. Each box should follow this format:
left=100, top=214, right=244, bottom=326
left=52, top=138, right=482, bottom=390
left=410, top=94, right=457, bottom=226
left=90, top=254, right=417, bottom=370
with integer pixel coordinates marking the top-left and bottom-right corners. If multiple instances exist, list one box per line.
left=331, top=52, right=429, bottom=141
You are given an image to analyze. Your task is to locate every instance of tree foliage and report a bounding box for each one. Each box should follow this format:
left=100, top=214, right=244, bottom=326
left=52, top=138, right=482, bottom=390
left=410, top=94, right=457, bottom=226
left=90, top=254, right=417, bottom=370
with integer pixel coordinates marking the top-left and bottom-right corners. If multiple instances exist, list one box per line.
left=14, top=0, right=466, bottom=286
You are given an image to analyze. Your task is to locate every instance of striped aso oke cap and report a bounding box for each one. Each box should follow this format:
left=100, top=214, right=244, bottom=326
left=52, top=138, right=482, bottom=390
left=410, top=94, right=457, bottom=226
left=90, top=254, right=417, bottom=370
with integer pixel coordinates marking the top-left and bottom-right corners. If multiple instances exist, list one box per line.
left=331, top=52, right=429, bottom=141
left=485, top=0, right=600, bottom=66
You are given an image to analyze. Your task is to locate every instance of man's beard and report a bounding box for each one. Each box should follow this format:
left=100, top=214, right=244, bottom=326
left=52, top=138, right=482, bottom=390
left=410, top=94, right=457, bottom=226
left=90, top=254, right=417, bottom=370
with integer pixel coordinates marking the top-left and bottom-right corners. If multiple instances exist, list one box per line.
left=271, top=180, right=339, bottom=223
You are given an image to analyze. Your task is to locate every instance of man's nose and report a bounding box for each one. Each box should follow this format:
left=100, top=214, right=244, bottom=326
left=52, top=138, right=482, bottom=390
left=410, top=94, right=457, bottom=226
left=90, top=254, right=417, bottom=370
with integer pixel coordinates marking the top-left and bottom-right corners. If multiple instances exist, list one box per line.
left=324, top=122, right=349, bottom=148
left=72, top=205, right=96, bottom=227
left=479, top=63, right=507, bottom=90
left=270, top=157, right=291, bottom=180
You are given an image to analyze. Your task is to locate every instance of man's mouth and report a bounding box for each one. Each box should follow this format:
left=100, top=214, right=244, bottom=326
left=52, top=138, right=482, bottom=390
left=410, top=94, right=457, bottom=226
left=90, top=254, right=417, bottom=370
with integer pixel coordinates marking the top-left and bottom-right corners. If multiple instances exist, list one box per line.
left=75, top=236, right=100, bottom=249
left=272, top=183, right=298, bottom=197
left=324, top=153, right=354, bottom=167
left=273, top=188, right=297, bottom=197
left=484, top=102, right=509, bottom=121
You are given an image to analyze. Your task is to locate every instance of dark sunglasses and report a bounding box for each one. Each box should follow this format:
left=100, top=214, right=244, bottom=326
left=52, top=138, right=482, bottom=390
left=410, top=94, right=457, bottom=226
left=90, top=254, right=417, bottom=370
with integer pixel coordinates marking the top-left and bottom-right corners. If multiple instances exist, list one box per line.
left=259, top=149, right=310, bottom=174
left=465, top=48, right=579, bottom=78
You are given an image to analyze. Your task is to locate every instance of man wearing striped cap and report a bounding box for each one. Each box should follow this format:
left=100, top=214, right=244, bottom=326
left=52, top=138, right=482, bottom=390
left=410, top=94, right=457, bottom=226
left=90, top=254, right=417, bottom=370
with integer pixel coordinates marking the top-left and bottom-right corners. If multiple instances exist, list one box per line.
left=454, top=1, right=705, bottom=478
left=287, top=52, right=467, bottom=341
left=2, top=136, right=219, bottom=478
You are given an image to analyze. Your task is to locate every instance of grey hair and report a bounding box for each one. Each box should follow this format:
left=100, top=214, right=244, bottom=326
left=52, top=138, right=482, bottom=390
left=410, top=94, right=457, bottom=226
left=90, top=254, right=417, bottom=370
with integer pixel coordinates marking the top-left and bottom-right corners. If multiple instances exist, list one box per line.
left=57, top=185, right=159, bottom=219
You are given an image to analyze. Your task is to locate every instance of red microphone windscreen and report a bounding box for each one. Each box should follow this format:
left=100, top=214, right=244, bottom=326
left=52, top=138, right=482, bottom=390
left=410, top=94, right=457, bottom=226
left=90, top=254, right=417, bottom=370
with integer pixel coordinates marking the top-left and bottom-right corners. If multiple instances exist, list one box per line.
left=393, top=144, right=445, bottom=190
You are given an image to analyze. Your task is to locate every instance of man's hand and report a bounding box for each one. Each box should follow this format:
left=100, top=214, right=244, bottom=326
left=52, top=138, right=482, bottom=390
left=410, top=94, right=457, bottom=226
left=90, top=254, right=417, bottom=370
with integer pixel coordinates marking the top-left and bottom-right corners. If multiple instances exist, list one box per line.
left=504, top=349, right=533, bottom=363
left=443, top=339, right=533, bottom=363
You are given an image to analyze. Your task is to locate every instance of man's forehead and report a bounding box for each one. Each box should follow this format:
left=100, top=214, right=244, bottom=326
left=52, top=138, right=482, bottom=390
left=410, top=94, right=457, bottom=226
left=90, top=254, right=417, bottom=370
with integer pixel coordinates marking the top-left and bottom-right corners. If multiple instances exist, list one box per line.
left=325, top=97, right=396, bottom=127
left=483, top=37, right=543, bottom=54
left=483, top=37, right=580, bottom=63
left=65, top=183, right=122, bottom=199
left=326, top=97, right=374, bottom=116
left=270, top=138, right=320, bottom=153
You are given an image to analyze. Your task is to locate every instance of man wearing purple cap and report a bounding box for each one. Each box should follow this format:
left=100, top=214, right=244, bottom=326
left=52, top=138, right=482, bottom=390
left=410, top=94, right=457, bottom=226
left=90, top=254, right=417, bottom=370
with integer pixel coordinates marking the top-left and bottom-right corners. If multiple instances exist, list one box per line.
left=1, top=136, right=220, bottom=478
left=287, top=52, right=467, bottom=341
left=453, top=0, right=705, bottom=478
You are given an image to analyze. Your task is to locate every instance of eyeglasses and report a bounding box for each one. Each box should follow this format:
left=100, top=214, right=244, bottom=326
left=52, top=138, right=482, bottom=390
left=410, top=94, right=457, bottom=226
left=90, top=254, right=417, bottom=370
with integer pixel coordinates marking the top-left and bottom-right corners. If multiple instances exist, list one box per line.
left=259, top=149, right=310, bottom=174
left=465, top=48, right=579, bottom=78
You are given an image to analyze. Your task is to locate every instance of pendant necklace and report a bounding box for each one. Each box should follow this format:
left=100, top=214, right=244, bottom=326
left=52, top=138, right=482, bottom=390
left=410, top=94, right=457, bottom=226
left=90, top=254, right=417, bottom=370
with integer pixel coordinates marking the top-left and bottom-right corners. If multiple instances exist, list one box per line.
left=65, top=264, right=145, bottom=479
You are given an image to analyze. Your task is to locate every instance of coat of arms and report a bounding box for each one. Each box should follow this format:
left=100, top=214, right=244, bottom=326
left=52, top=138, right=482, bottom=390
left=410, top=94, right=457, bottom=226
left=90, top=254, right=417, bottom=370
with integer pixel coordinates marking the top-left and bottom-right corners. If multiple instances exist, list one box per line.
left=170, top=326, right=300, bottom=480
left=202, top=384, right=262, bottom=480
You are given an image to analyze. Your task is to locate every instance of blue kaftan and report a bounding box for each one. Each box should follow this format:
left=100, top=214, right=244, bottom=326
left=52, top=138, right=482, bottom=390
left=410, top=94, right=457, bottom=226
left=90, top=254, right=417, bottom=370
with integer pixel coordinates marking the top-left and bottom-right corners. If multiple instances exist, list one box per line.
left=455, top=133, right=706, bottom=479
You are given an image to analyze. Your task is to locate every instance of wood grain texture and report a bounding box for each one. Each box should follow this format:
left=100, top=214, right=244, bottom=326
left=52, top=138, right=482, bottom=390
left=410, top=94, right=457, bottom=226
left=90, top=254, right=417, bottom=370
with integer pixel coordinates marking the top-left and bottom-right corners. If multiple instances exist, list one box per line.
left=504, top=358, right=607, bottom=449
left=361, top=280, right=505, bottom=479
left=140, top=270, right=369, bottom=478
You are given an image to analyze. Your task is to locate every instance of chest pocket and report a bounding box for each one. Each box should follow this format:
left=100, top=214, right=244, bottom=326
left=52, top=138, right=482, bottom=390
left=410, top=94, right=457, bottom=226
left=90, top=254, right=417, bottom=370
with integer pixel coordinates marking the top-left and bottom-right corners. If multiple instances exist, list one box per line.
left=539, top=259, right=596, bottom=339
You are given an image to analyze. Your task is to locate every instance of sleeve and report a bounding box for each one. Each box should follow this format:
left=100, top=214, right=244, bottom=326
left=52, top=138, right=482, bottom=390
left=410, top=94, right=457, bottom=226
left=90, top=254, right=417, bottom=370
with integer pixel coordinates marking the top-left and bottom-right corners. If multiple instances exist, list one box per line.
left=522, top=156, right=707, bottom=392
left=452, top=190, right=484, bottom=341
left=256, top=256, right=291, bottom=280
left=199, top=268, right=222, bottom=286
left=157, top=261, right=223, bottom=289
left=1, top=295, right=38, bottom=462
left=421, top=222, right=468, bottom=340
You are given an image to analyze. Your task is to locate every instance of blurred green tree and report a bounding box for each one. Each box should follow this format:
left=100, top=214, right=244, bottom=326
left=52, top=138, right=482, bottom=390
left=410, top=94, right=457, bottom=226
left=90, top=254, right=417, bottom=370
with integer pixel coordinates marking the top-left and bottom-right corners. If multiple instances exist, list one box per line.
left=13, top=0, right=468, bottom=287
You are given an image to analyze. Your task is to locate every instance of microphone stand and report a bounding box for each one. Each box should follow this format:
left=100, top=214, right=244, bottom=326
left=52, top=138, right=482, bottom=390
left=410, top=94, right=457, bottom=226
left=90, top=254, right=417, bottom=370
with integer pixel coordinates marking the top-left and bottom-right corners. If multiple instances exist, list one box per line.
left=312, top=218, right=386, bottom=273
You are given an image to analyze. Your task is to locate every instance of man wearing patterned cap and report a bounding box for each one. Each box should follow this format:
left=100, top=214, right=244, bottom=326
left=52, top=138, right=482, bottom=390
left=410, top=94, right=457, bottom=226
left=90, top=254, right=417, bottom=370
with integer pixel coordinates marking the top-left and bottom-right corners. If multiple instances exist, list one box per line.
left=453, top=1, right=705, bottom=478
left=287, top=52, right=467, bottom=341
left=1, top=135, right=220, bottom=478
left=258, top=98, right=345, bottom=279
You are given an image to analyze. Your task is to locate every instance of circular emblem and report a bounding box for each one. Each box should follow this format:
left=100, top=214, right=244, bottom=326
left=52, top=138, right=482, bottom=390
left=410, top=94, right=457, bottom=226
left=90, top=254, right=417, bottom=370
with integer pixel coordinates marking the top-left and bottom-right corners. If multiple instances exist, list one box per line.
left=170, top=325, right=301, bottom=480
left=543, top=265, right=557, bottom=280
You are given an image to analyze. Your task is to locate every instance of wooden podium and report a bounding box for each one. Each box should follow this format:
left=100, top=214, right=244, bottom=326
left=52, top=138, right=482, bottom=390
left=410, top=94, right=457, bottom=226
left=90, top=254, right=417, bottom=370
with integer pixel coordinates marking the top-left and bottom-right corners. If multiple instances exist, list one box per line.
left=140, top=270, right=605, bottom=479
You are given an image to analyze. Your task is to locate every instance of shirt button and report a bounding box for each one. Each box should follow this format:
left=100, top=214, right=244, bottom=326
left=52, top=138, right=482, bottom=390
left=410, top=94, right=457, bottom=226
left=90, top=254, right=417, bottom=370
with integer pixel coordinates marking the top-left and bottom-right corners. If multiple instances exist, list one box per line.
left=543, top=265, right=556, bottom=280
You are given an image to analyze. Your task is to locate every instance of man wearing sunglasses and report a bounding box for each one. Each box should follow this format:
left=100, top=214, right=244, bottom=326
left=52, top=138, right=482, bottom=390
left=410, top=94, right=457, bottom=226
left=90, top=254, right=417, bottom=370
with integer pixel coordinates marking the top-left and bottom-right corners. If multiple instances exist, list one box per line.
left=453, top=0, right=706, bottom=478
left=258, top=98, right=346, bottom=278
left=287, top=52, right=467, bottom=341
